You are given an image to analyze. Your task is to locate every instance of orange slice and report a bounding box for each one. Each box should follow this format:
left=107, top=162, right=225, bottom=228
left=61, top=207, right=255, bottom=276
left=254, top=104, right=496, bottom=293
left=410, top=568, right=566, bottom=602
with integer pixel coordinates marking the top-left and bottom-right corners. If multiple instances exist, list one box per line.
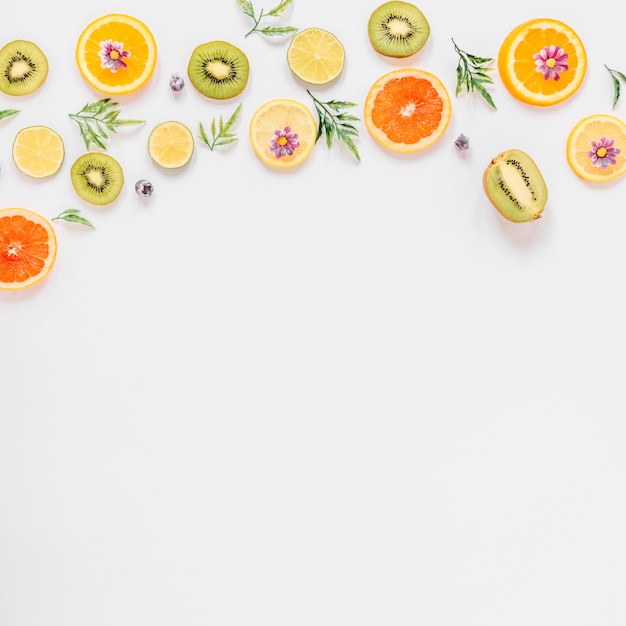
left=498, top=18, right=586, bottom=106
left=249, top=99, right=317, bottom=168
left=566, top=113, right=626, bottom=182
left=76, top=13, right=157, bottom=95
left=0, top=207, right=57, bottom=290
left=364, top=68, right=451, bottom=152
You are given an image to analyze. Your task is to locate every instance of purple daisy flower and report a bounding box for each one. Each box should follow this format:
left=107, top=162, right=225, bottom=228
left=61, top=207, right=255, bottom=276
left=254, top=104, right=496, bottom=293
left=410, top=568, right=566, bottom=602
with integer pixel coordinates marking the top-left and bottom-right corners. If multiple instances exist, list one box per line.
left=533, top=45, right=568, bottom=81
left=98, top=40, right=131, bottom=72
left=588, top=136, right=621, bottom=169
left=270, top=126, right=300, bottom=158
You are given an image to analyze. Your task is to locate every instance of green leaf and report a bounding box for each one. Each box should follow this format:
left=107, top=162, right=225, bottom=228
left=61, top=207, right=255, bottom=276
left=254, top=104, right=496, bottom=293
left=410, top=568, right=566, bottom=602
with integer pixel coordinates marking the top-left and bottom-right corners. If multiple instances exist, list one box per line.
left=605, top=65, right=626, bottom=109
left=52, top=209, right=95, bottom=229
left=69, top=98, right=145, bottom=151
left=240, top=0, right=296, bottom=37
left=197, top=103, right=242, bottom=151
left=266, top=0, right=293, bottom=16
left=236, top=0, right=255, bottom=18
left=0, top=109, right=20, bottom=121
left=452, top=38, right=497, bottom=110
left=307, top=90, right=361, bottom=162
left=256, top=25, right=298, bottom=36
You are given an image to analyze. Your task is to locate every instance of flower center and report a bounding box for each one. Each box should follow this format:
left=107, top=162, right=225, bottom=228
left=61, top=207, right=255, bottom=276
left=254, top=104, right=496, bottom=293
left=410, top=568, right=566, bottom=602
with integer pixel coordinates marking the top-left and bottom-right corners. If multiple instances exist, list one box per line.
left=109, top=49, right=120, bottom=61
left=278, top=136, right=288, bottom=146
left=597, top=147, right=608, bottom=158
left=545, top=57, right=556, bottom=69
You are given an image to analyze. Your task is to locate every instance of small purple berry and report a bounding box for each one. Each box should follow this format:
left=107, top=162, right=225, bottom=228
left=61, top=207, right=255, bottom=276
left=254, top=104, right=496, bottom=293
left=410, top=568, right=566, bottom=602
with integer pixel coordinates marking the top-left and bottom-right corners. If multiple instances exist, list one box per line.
left=455, top=133, right=470, bottom=152
left=169, top=73, right=185, bottom=92
left=135, top=179, right=154, bottom=197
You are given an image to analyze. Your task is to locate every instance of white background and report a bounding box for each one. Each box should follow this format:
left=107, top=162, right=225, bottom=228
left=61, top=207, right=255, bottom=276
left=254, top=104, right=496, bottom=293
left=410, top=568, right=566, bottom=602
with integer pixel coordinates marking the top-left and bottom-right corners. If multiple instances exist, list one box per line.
left=2, top=0, right=626, bottom=624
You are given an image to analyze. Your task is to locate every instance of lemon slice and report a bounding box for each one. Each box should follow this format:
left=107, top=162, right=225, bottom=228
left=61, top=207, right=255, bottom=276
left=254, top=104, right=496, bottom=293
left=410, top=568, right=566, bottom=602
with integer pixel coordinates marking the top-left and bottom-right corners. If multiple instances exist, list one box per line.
left=249, top=99, right=317, bottom=168
left=148, top=121, right=194, bottom=169
left=12, top=125, right=64, bottom=178
left=287, top=28, right=345, bottom=85
left=566, top=113, right=626, bottom=182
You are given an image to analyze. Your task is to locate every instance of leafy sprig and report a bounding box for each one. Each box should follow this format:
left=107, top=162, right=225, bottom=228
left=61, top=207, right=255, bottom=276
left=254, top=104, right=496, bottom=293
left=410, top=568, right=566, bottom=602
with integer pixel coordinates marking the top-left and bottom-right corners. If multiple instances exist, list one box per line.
left=52, top=209, right=95, bottom=229
left=0, top=109, right=20, bottom=121
left=69, top=98, right=145, bottom=151
left=306, top=90, right=360, bottom=162
left=605, top=65, right=626, bottom=108
left=237, top=0, right=297, bottom=37
left=452, top=38, right=497, bottom=110
left=198, top=103, right=242, bottom=151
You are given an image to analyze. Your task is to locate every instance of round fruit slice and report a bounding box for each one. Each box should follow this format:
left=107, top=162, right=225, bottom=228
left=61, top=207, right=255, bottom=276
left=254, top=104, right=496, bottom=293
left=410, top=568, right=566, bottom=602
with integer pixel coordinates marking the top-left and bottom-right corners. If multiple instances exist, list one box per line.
left=148, top=121, right=194, bottom=169
left=12, top=126, right=64, bottom=178
left=368, top=1, right=430, bottom=58
left=249, top=99, right=317, bottom=169
left=498, top=18, right=586, bottom=106
left=364, top=68, right=451, bottom=153
left=187, top=41, right=249, bottom=100
left=0, top=40, right=48, bottom=96
left=70, top=152, right=125, bottom=206
left=287, top=27, right=345, bottom=85
left=76, top=13, right=157, bottom=95
left=0, top=207, right=57, bottom=291
left=566, top=113, right=626, bottom=182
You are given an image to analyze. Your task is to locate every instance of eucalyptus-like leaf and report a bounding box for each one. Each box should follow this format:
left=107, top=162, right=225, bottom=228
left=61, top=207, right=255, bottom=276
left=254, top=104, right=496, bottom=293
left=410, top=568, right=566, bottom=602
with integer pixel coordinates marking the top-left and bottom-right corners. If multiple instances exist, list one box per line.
left=307, top=90, right=361, bottom=162
left=605, top=65, right=626, bottom=108
left=0, top=109, right=20, bottom=121
left=452, top=38, right=497, bottom=110
left=52, top=209, right=95, bottom=229
left=69, top=98, right=145, bottom=151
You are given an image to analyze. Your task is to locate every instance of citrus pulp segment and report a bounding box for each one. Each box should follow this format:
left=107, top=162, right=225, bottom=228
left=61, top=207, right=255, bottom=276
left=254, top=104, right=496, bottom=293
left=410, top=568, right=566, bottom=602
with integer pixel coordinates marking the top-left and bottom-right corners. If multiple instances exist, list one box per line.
left=12, top=126, right=64, bottom=178
left=566, top=114, right=626, bottom=182
left=0, top=207, right=57, bottom=291
left=287, top=28, right=345, bottom=85
left=363, top=68, right=451, bottom=153
left=147, top=121, right=195, bottom=169
left=76, top=13, right=157, bottom=95
left=498, top=18, right=586, bottom=106
left=249, top=99, right=317, bottom=168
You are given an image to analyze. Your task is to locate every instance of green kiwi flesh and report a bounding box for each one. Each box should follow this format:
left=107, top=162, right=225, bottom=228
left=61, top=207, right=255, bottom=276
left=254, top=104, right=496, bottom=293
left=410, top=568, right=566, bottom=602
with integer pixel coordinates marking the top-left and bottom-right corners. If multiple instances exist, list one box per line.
left=71, top=153, right=124, bottom=206
left=187, top=41, right=249, bottom=99
left=483, top=149, right=548, bottom=223
left=368, top=1, right=430, bottom=58
left=0, top=40, right=49, bottom=96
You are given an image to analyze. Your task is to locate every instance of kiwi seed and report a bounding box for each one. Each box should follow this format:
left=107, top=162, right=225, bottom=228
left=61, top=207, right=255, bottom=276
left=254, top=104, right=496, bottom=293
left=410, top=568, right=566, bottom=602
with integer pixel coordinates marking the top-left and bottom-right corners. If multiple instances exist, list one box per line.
left=368, top=1, right=430, bottom=58
left=0, top=40, right=49, bottom=96
left=187, top=40, right=250, bottom=100
left=70, top=153, right=124, bottom=206
left=483, top=149, right=548, bottom=223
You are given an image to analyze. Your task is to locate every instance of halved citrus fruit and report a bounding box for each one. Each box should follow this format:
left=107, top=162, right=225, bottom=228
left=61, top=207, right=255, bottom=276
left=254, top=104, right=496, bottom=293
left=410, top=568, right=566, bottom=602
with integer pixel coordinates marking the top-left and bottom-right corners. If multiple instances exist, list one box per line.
left=0, top=207, right=57, bottom=291
left=287, top=27, right=345, bottom=85
left=363, top=68, right=451, bottom=153
left=76, top=13, right=157, bottom=95
left=498, top=18, right=586, bottom=106
left=249, top=99, right=317, bottom=168
left=148, top=121, right=194, bottom=169
left=12, top=126, right=64, bottom=178
left=566, top=113, right=626, bottom=182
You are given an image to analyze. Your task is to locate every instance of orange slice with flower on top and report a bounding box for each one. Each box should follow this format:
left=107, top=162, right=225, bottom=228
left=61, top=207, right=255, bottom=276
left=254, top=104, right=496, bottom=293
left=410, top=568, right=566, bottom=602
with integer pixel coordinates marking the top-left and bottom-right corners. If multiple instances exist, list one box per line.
left=76, top=13, right=157, bottom=95
left=498, top=18, right=587, bottom=106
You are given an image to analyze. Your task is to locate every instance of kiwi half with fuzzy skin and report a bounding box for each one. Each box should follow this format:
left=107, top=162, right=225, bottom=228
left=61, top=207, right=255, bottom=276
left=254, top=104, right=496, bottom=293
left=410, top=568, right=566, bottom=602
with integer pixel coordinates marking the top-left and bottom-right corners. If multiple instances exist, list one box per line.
left=70, top=152, right=124, bottom=206
left=187, top=40, right=249, bottom=100
left=0, top=40, right=48, bottom=96
left=368, top=1, right=430, bottom=58
left=483, top=149, right=548, bottom=223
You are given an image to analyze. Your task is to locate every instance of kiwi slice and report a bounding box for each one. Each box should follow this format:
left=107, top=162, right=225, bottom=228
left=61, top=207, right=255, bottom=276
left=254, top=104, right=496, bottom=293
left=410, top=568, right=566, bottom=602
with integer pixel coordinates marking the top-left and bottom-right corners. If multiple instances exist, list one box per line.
left=70, top=152, right=124, bottom=206
left=368, top=1, right=430, bottom=58
left=187, top=40, right=249, bottom=99
left=0, top=40, right=49, bottom=96
left=483, top=149, right=548, bottom=223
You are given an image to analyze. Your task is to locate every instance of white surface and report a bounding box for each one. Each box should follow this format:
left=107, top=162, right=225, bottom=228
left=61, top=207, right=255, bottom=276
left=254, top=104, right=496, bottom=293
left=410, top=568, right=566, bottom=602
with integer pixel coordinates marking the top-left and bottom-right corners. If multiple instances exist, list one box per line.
left=2, top=1, right=626, bottom=624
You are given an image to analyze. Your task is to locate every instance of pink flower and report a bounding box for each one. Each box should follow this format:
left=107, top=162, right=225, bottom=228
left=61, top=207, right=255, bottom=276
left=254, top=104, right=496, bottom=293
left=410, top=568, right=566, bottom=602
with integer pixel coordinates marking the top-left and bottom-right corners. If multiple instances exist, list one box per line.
left=270, top=126, right=299, bottom=158
left=533, top=45, right=568, bottom=81
left=98, top=40, right=130, bottom=72
left=588, top=136, right=621, bottom=169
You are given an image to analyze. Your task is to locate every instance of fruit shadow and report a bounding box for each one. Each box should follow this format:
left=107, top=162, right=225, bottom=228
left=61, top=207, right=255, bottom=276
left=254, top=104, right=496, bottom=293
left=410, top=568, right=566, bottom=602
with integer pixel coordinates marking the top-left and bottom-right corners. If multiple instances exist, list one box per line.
left=484, top=196, right=550, bottom=248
